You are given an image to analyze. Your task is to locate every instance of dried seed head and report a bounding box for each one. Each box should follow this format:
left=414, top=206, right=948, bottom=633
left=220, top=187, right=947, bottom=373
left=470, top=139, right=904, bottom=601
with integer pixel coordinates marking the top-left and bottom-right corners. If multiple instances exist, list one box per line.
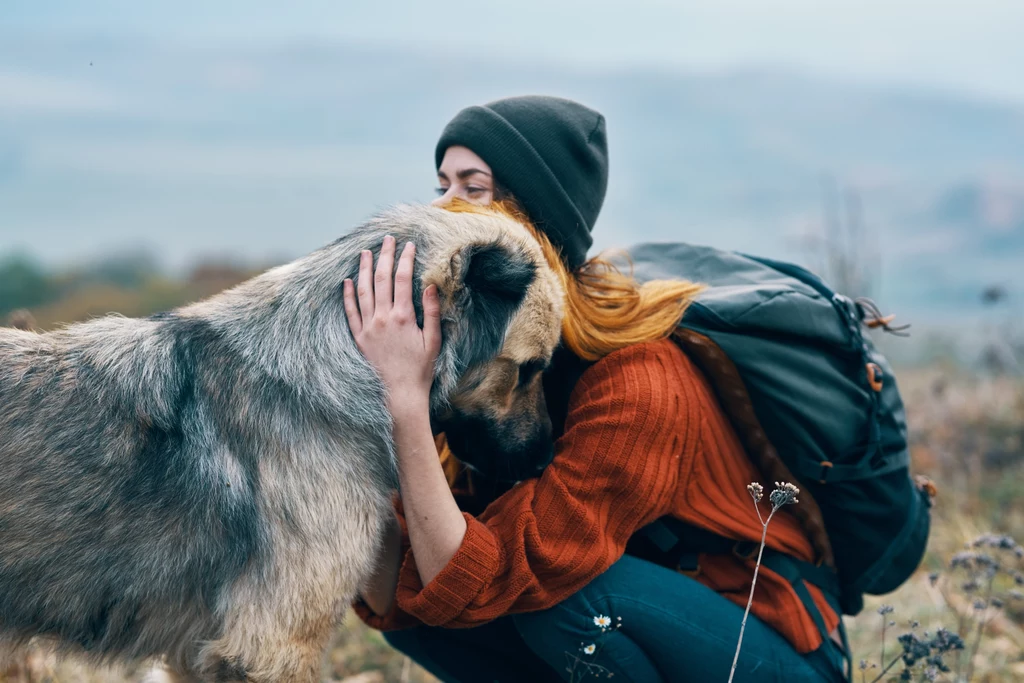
left=931, top=628, right=965, bottom=653
left=971, top=533, right=1018, bottom=550
left=769, top=482, right=799, bottom=509
left=746, top=482, right=764, bottom=503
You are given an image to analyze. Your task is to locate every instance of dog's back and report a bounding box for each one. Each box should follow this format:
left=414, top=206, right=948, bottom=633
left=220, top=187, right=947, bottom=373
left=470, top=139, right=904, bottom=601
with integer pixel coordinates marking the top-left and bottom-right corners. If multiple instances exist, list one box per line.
left=0, top=317, right=264, bottom=663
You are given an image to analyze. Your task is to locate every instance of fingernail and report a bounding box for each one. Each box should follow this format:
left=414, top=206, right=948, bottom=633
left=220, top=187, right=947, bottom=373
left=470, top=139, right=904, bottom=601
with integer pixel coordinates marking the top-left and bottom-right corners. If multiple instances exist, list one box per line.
left=385, top=235, right=394, bottom=245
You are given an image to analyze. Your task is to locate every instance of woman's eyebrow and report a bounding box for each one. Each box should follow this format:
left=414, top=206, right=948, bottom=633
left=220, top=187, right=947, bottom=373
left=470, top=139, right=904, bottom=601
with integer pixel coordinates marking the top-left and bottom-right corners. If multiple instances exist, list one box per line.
left=455, top=168, right=492, bottom=180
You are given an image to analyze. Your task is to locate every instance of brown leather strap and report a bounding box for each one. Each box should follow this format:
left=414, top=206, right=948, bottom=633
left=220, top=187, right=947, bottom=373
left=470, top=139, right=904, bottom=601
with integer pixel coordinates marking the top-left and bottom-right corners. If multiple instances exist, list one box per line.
left=670, top=329, right=835, bottom=568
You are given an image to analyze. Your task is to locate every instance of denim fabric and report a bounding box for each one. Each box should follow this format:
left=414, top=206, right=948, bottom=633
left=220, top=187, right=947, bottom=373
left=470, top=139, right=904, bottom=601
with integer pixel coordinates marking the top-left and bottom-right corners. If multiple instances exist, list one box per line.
left=384, top=554, right=848, bottom=683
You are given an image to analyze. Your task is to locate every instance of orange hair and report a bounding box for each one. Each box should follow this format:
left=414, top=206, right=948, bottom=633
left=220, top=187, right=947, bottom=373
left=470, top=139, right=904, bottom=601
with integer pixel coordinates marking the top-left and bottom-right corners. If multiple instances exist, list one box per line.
left=437, top=197, right=705, bottom=486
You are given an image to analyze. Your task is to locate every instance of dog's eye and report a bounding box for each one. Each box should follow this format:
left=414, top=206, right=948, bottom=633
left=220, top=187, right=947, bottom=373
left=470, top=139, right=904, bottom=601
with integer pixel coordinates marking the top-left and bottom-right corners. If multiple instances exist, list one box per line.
left=516, top=360, right=545, bottom=388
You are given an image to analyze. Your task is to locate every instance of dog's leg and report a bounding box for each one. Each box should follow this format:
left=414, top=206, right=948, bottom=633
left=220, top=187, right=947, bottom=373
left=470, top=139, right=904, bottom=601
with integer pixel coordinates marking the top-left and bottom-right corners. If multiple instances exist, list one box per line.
left=202, top=602, right=335, bottom=683
left=202, top=636, right=327, bottom=683
left=246, top=641, right=324, bottom=683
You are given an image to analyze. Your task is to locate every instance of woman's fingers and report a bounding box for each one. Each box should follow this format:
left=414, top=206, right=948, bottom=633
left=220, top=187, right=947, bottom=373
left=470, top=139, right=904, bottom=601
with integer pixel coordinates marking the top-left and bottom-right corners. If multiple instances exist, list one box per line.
left=357, top=249, right=375, bottom=321
left=342, top=278, right=362, bottom=336
left=393, top=242, right=416, bottom=317
left=422, top=284, right=442, bottom=358
left=374, top=235, right=396, bottom=312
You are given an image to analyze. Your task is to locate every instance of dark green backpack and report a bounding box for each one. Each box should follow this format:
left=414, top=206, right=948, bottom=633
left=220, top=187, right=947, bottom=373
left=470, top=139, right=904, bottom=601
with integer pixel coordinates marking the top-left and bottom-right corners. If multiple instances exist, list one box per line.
left=621, top=242, right=933, bottom=624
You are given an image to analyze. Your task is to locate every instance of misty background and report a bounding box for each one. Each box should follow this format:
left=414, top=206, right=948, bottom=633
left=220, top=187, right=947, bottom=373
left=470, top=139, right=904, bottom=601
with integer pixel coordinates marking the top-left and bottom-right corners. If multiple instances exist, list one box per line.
left=2, top=1, right=1023, bottom=366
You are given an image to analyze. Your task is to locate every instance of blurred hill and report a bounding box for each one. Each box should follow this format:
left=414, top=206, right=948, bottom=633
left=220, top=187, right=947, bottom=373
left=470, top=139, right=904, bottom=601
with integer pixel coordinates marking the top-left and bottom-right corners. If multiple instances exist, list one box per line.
left=1, top=36, right=1023, bottom=337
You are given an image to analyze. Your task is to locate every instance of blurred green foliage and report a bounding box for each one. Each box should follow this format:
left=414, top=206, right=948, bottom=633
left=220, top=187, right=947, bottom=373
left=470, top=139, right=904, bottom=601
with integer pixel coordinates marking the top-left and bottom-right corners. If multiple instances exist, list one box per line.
left=1, top=252, right=265, bottom=329
left=0, top=254, right=54, bottom=317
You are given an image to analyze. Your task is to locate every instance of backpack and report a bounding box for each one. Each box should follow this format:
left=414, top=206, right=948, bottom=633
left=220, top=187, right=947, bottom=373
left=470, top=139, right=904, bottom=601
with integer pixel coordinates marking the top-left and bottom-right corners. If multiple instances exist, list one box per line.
left=620, top=242, right=933, bottom=625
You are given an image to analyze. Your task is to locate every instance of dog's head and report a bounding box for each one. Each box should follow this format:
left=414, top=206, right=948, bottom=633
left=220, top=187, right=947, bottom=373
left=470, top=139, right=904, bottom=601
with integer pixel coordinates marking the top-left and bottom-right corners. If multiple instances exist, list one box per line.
left=235, top=204, right=564, bottom=483
left=408, top=206, right=564, bottom=482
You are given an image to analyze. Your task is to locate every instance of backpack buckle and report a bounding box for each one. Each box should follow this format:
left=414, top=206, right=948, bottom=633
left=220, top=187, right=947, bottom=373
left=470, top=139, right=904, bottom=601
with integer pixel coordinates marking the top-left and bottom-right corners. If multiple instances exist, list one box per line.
left=818, top=460, right=834, bottom=484
left=866, top=363, right=884, bottom=392
left=732, top=541, right=758, bottom=561
left=676, top=552, right=702, bottom=578
left=677, top=563, right=701, bottom=578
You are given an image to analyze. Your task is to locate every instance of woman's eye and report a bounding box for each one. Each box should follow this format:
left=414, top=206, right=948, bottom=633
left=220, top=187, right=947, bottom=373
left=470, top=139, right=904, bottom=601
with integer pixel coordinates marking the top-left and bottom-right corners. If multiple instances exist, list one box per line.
left=466, top=187, right=486, bottom=196
left=435, top=187, right=448, bottom=197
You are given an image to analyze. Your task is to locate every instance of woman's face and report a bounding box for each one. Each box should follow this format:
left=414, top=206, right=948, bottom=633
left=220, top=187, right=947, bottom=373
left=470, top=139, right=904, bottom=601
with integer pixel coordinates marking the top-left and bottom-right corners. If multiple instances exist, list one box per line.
left=433, top=146, right=495, bottom=207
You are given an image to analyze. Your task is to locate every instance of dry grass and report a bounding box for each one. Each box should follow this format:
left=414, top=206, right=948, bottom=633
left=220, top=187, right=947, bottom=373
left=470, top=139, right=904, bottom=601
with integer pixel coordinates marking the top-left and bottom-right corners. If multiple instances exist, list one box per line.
left=0, top=612, right=438, bottom=683
left=844, top=369, right=1024, bottom=682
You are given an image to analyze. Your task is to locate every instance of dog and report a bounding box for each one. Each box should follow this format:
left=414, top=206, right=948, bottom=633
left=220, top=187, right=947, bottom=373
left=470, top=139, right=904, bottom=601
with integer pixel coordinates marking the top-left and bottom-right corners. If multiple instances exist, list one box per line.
left=0, top=203, right=564, bottom=682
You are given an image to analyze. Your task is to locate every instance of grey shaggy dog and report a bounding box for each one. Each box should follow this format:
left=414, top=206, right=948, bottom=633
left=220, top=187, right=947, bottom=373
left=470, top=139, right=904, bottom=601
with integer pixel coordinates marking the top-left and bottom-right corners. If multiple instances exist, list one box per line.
left=0, top=204, right=564, bottom=682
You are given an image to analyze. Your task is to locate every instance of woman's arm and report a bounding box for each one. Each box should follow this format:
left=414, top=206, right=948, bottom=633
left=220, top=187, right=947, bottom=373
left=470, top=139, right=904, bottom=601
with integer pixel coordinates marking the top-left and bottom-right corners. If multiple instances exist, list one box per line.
left=343, top=236, right=466, bottom=586
left=390, top=400, right=467, bottom=585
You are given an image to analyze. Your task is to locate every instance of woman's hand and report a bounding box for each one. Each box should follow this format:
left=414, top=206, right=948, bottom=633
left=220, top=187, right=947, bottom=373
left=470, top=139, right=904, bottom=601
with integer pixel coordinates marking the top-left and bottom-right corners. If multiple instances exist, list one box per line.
left=344, top=235, right=466, bottom=587
left=343, top=235, right=442, bottom=415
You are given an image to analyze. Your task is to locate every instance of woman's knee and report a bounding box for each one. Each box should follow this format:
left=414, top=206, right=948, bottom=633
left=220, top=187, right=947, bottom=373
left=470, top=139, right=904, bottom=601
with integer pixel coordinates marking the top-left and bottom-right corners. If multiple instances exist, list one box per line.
left=512, top=596, right=661, bottom=682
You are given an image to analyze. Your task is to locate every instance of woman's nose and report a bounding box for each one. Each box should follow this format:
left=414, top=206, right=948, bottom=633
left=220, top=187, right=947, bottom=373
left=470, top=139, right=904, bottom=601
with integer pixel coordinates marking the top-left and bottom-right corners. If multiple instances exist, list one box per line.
left=431, top=187, right=456, bottom=207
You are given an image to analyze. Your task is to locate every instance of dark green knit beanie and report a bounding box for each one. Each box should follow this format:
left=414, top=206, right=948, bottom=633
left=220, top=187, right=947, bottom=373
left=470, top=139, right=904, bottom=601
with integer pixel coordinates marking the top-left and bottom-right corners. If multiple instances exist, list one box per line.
left=435, top=95, right=609, bottom=269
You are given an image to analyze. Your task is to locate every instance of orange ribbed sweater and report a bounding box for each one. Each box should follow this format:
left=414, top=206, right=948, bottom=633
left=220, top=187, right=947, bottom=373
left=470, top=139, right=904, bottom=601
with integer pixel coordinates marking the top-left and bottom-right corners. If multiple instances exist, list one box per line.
left=355, top=339, right=839, bottom=654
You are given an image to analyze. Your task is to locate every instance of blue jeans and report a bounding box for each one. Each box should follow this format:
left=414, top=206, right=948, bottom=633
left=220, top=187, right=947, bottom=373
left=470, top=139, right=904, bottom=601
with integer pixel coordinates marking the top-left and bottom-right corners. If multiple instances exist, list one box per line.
left=385, top=554, right=848, bottom=682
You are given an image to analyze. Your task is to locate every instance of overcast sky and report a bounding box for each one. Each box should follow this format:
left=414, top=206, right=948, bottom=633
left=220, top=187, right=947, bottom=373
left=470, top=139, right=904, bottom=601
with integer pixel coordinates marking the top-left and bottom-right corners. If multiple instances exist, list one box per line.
left=4, top=0, right=1024, bottom=104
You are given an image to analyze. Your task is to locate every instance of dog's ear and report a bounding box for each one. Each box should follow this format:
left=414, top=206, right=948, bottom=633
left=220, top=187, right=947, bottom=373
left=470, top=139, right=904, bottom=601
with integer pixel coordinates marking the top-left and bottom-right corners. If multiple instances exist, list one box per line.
left=451, top=242, right=536, bottom=369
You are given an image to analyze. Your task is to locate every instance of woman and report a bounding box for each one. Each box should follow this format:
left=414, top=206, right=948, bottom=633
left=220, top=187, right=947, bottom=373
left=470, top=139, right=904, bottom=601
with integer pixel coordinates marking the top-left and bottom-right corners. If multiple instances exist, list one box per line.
left=347, top=96, right=848, bottom=682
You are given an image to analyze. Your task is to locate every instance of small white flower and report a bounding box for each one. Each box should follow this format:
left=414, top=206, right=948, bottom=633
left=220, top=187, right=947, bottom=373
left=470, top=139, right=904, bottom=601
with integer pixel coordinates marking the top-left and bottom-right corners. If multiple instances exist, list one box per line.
left=583, top=644, right=596, bottom=655
left=593, top=615, right=612, bottom=628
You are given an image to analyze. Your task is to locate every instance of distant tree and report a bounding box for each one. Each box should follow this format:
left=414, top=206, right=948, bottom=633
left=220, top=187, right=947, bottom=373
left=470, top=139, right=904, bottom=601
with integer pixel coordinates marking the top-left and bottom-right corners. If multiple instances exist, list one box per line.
left=5, top=309, right=36, bottom=330
left=0, top=254, right=54, bottom=317
left=791, top=173, right=881, bottom=301
left=977, top=283, right=1021, bottom=376
left=819, top=174, right=879, bottom=300
left=77, top=250, right=162, bottom=289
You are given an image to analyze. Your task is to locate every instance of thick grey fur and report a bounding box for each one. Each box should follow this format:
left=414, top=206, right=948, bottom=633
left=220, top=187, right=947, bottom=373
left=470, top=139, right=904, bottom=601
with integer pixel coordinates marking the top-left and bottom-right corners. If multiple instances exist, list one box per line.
left=0, top=204, right=536, bottom=678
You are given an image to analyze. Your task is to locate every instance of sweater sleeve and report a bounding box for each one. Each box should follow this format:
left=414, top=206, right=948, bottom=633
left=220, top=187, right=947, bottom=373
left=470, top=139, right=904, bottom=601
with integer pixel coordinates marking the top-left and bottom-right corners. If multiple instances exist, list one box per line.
left=394, top=340, right=696, bottom=627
